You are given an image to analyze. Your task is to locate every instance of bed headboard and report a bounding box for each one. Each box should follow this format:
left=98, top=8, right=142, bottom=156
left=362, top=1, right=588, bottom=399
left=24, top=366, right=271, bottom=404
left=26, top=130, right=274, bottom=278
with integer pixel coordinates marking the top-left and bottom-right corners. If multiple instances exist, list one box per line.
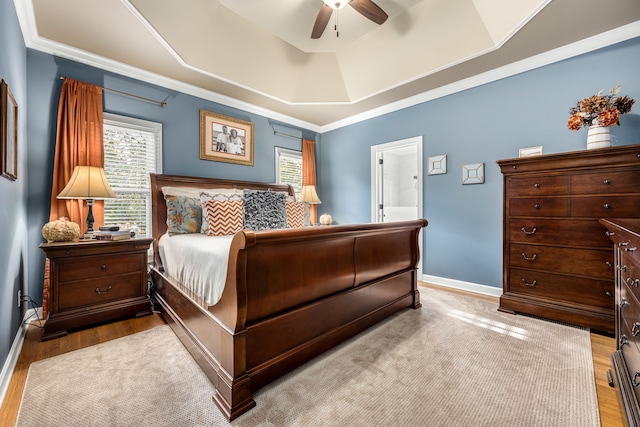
left=149, top=173, right=295, bottom=266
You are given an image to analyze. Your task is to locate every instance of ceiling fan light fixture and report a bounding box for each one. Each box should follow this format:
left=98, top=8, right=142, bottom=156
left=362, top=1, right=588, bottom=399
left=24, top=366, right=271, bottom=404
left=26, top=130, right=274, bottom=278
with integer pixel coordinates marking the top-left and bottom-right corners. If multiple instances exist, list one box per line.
left=322, top=0, right=349, bottom=10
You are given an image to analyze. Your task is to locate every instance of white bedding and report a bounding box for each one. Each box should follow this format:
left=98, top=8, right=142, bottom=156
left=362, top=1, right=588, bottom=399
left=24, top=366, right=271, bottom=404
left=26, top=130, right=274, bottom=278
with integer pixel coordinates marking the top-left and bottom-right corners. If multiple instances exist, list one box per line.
left=157, top=233, right=233, bottom=306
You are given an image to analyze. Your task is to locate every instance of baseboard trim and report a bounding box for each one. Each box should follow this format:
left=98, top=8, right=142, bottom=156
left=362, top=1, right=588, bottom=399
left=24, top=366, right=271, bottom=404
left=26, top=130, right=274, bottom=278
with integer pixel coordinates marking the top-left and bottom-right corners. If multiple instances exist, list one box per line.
left=0, top=307, right=42, bottom=409
left=421, top=274, right=502, bottom=298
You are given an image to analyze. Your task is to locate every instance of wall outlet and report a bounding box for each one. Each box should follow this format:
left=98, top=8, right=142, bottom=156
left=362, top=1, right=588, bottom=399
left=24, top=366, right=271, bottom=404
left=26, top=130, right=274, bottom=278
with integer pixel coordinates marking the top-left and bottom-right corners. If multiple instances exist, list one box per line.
left=17, top=290, right=22, bottom=308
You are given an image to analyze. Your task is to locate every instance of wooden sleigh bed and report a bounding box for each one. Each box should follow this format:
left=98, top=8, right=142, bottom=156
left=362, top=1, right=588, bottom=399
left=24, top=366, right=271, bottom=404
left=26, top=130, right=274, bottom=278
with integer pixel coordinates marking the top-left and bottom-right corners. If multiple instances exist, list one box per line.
left=149, top=173, right=427, bottom=420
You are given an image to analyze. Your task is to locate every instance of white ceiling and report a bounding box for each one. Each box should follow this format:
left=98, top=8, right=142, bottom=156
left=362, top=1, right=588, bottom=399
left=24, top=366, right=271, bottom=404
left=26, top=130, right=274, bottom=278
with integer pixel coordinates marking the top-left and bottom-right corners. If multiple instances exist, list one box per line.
left=15, top=0, right=640, bottom=130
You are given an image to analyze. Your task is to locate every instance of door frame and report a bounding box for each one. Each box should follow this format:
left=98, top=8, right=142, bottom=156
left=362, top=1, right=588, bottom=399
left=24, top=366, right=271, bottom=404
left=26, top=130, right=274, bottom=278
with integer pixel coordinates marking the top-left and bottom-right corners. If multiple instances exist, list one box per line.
left=370, top=136, right=424, bottom=274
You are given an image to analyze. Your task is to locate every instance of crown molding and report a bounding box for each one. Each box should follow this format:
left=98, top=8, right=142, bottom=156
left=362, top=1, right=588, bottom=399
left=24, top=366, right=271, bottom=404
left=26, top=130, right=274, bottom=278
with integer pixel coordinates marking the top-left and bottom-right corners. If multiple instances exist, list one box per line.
left=13, top=0, right=639, bottom=133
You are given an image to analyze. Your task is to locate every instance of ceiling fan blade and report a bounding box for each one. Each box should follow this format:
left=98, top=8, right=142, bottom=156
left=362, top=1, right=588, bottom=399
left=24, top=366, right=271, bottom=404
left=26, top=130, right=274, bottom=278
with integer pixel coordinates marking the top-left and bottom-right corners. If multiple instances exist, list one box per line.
left=311, top=4, right=333, bottom=39
left=349, top=0, right=388, bottom=25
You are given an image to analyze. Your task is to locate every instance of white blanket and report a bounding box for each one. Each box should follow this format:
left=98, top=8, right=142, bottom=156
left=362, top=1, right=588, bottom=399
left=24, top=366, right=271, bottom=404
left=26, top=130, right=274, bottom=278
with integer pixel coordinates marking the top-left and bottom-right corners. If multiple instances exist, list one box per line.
left=157, top=233, right=233, bottom=306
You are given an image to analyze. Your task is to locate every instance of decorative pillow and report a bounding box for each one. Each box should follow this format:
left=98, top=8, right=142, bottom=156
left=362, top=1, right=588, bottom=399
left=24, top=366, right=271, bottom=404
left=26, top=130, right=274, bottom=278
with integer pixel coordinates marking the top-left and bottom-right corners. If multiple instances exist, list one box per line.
left=200, top=190, right=243, bottom=235
left=286, top=201, right=305, bottom=228
left=243, top=189, right=288, bottom=231
left=165, top=195, right=202, bottom=235
left=203, top=199, right=244, bottom=236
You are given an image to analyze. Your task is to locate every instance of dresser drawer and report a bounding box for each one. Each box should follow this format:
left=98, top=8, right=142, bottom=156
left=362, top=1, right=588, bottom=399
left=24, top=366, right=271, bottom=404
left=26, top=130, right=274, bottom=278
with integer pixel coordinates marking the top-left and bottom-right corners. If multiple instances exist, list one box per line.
left=509, top=198, right=569, bottom=217
left=57, top=254, right=143, bottom=283
left=620, top=314, right=640, bottom=403
left=507, top=176, right=569, bottom=196
left=508, top=267, right=613, bottom=308
left=571, top=195, right=640, bottom=218
left=57, top=273, right=142, bottom=311
left=510, top=244, right=613, bottom=278
left=508, top=218, right=611, bottom=247
left=571, top=171, right=640, bottom=194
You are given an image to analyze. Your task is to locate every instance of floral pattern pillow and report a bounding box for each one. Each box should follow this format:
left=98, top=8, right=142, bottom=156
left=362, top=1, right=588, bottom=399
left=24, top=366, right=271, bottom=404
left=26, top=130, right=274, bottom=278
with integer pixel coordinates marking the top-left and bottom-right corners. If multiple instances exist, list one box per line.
left=165, top=195, right=201, bottom=235
left=243, top=189, right=288, bottom=230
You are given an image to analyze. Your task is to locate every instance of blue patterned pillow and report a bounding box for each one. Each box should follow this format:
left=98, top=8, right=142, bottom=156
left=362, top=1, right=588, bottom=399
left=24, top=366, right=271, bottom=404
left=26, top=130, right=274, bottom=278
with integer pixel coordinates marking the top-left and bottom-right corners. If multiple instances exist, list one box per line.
left=165, top=195, right=202, bottom=235
left=242, top=189, right=288, bottom=230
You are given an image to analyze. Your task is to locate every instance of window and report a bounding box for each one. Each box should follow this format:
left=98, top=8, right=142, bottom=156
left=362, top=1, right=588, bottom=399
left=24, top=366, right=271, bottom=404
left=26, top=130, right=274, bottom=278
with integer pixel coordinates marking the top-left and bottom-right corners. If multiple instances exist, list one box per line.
left=103, top=113, right=162, bottom=237
left=275, top=147, right=302, bottom=200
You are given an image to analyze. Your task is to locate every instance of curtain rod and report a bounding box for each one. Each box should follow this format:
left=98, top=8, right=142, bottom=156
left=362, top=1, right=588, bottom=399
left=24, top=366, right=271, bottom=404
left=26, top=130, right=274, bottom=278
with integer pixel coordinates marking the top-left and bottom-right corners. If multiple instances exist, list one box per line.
left=59, top=76, right=167, bottom=107
left=273, top=130, right=302, bottom=141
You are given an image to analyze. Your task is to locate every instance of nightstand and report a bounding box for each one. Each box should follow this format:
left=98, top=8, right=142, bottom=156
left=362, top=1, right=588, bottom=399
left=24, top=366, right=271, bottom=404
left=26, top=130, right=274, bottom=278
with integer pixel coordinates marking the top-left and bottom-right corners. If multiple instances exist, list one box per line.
left=39, top=237, right=153, bottom=340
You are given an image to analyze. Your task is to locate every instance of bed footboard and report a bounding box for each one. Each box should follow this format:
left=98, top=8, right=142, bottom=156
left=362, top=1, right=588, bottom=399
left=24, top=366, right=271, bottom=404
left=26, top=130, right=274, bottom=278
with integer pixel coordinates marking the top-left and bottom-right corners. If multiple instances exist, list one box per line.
left=149, top=173, right=427, bottom=420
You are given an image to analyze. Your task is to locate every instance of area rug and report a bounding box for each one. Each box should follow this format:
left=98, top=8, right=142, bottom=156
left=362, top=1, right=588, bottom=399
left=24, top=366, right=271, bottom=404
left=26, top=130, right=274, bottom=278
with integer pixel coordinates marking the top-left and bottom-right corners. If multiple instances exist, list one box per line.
left=16, top=287, right=600, bottom=426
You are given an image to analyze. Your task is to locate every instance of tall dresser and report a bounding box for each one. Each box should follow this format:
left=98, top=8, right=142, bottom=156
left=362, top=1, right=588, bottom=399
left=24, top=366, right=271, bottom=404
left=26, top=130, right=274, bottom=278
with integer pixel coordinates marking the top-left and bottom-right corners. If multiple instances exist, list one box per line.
left=497, top=144, right=640, bottom=333
left=601, top=218, right=640, bottom=427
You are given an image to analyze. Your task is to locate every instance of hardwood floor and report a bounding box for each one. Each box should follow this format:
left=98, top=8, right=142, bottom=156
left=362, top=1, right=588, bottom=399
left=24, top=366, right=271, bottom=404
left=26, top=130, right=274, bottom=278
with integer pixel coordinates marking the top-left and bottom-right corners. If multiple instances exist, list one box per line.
left=0, top=289, right=625, bottom=426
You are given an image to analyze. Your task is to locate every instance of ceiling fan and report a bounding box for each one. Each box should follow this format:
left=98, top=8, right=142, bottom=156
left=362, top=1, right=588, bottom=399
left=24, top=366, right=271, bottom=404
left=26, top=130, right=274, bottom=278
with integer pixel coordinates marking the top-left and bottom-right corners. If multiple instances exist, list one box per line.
left=311, top=0, right=388, bottom=39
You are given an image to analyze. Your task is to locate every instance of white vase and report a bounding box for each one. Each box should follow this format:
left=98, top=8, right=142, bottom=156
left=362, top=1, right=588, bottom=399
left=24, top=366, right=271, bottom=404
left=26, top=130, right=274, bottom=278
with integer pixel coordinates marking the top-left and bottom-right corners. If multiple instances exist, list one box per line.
left=586, top=125, right=611, bottom=149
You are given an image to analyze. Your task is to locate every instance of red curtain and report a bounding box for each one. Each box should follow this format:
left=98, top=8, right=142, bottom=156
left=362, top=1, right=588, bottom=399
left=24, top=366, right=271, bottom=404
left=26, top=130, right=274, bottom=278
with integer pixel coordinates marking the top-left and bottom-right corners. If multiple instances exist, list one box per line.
left=43, top=78, right=104, bottom=318
left=302, top=138, right=318, bottom=225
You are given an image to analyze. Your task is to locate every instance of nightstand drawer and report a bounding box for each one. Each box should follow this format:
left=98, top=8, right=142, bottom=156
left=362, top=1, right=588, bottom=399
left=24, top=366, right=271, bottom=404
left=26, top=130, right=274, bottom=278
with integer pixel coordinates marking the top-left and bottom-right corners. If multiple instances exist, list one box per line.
left=507, top=176, right=569, bottom=196
left=57, top=255, right=143, bottom=283
left=57, top=274, right=142, bottom=310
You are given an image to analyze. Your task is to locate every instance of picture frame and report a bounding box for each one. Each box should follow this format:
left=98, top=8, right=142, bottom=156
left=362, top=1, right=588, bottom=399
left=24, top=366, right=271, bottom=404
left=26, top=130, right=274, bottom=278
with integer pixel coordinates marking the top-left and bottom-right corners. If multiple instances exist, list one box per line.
left=200, top=110, right=254, bottom=166
left=518, top=146, right=543, bottom=158
left=428, top=154, right=447, bottom=175
left=462, top=162, right=484, bottom=185
left=1, top=79, right=18, bottom=181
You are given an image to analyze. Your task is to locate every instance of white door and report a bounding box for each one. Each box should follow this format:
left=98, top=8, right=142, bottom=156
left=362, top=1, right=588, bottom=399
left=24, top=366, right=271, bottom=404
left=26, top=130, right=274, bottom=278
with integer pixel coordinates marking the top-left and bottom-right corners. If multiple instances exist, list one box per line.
left=371, top=136, right=423, bottom=273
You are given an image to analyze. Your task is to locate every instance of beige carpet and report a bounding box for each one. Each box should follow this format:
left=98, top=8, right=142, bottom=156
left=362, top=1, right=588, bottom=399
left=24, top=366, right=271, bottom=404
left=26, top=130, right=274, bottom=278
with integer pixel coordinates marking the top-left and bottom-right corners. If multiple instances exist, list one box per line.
left=16, top=287, right=600, bottom=426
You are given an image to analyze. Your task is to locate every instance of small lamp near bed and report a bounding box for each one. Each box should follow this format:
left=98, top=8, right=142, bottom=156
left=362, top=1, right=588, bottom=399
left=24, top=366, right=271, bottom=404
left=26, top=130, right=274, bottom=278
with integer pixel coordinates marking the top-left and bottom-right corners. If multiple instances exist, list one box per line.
left=57, top=165, right=116, bottom=239
left=301, top=185, right=321, bottom=226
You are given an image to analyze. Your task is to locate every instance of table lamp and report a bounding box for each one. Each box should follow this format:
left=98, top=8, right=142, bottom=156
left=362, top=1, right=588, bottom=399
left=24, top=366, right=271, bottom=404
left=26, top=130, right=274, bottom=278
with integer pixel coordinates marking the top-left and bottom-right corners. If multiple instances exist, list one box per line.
left=301, top=185, right=321, bottom=226
left=57, top=165, right=116, bottom=238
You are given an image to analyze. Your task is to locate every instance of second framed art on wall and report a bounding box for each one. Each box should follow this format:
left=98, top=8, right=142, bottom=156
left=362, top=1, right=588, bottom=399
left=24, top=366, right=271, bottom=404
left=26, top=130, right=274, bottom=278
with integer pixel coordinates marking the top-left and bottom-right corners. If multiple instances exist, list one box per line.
left=200, top=110, right=254, bottom=166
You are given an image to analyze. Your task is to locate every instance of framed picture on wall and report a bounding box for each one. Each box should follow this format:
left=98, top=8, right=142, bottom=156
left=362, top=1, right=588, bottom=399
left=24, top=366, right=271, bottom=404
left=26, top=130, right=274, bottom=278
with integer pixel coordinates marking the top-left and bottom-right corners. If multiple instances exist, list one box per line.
left=462, top=162, right=484, bottom=185
left=1, top=79, right=18, bottom=181
left=199, top=110, right=254, bottom=166
left=428, top=154, right=447, bottom=175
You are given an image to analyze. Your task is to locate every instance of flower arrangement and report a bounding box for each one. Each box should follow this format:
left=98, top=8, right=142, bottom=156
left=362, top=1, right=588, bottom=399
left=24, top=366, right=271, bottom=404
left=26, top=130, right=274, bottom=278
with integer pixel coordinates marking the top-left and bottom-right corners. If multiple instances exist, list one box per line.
left=567, top=86, right=635, bottom=131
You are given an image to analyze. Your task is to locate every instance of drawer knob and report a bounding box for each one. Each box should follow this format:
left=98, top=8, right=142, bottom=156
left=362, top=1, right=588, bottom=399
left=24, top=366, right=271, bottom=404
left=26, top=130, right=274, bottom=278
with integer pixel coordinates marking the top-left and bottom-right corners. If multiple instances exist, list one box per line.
left=621, top=298, right=628, bottom=309
left=633, top=372, right=640, bottom=388
left=620, top=242, right=630, bottom=247
left=618, top=264, right=627, bottom=272
left=95, top=285, right=113, bottom=295
left=521, top=278, right=537, bottom=287
left=605, top=291, right=614, bottom=299
left=627, top=278, right=640, bottom=288
left=626, top=247, right=638, bottom=253
left=606, top=231, right=615, bottom=237
left=606, top=261, right=613, bottom=268
left=534, top=204, right=540, bottom=209
left=520, top=227, right=537, bottom=235
left=101, top=264, right=107, bottom=270
left=534, top=183, right=540, bottom=188
left=620, top=334, right=629, bottom=348
left=603, top=179, right=611, bottom=185
left=603, top=203, right=611, bottom=209
left=521, top=252, right=537, bottom=261
left=632, top=323, right=640, bottom=337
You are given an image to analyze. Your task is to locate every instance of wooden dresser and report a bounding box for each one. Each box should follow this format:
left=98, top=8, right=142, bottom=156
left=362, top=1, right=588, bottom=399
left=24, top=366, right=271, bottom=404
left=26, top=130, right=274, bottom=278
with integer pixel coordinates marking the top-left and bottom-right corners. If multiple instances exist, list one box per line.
left=497, top=144, right=640, bottom=333
left=601, top=218, right=640, bottom=426
left=39, top=238, right=153, bottom=340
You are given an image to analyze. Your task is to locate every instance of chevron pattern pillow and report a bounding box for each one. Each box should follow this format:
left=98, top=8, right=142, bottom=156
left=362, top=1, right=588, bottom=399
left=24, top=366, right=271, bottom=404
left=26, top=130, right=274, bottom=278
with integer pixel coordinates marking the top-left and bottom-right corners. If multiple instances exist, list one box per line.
left=203, top=199, right=244, bottom=236
left=286, top=201, right=305, bottom=228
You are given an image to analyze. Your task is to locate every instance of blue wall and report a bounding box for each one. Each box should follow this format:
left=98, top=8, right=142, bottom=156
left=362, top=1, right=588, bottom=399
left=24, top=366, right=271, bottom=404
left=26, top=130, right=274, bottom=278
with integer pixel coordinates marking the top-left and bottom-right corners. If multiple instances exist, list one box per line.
left=24, top=51, right=319, bottom=319
left=319, top=37, right=640, bottom=289
left=0, top=0, right=28, bottom=382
